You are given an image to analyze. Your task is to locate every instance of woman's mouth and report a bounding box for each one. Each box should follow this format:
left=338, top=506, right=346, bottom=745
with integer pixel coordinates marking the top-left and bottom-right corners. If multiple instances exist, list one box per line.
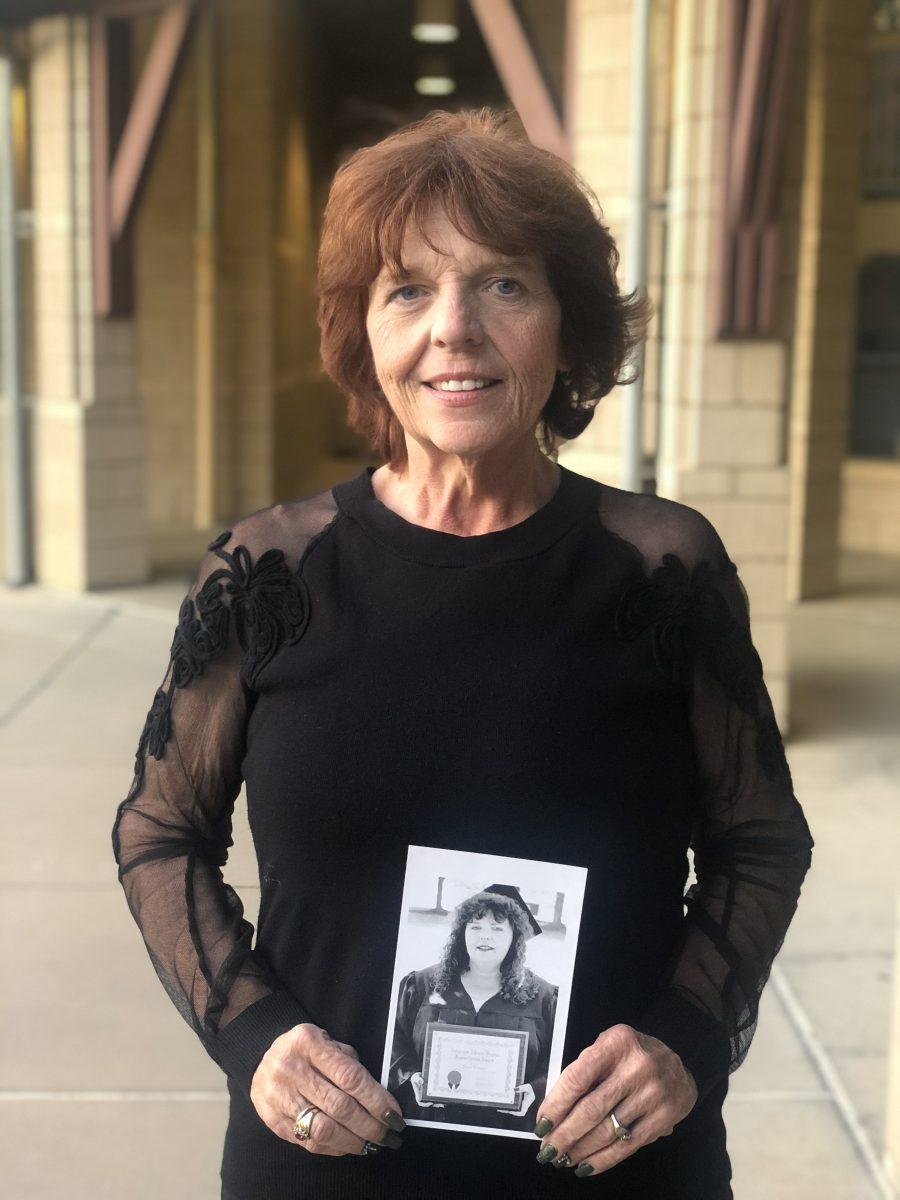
left=422, top=378, right=502, bottom=406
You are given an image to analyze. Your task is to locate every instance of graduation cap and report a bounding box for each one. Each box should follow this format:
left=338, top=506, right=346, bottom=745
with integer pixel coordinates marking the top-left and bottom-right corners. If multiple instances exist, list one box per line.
left=484, top=883, right=542, bottom=939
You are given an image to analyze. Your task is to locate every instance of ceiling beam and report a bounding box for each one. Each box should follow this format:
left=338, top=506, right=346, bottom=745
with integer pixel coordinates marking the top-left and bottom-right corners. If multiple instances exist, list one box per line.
left=468, top=0, right=567, bottom=159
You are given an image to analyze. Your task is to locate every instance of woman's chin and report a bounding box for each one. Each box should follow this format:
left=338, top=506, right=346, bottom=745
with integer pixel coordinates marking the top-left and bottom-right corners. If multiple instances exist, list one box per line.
left=420, top=427, right=511, bottom=460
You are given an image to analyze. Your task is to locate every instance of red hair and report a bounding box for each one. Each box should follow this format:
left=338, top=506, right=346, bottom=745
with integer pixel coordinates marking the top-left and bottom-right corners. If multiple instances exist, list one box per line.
left=316, top=108, right=649, bottom=466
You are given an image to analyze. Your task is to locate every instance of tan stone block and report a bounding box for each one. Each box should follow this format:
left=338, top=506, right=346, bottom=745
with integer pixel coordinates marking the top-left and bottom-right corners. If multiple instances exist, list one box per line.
left=85, top=421, right=145, bottom=464
left=697, top=341, right=736, bottom=403
left=86, top=502, right=145, bottom=545
left=798, top=518, right=841, bottom=558
left=736, top=468, right=790, bottom=499
left=93, top=362, right=137, bottom=404
left=677, top=468, right=733, bottom=497
left=86, top=540, right=148, bottom=588
left=797, top=552, right=838, bottom=599
left=697, top=407, right=784, bottom=466
left=694, top=498, right=789, bottom=558
left=874, top=519, right=900, bottom=556
left=576, top=71, right=633, bottom=134
left=736, top=343, right=787, bottom=406
left=837, top=511, right=874, bottom=554
left=737, top=560, right=789, bottom=617
left=581, top=11, right=633, bottom=69
left=574, top=132, right=631, bottom=193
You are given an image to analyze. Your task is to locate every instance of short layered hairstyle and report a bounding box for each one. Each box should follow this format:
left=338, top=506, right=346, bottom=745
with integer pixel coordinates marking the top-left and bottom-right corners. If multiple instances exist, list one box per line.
left=317, top=107, right=649, bottom=465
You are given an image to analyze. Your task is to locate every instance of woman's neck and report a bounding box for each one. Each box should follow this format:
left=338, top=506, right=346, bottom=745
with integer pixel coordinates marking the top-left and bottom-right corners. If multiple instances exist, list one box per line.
left=370, top=441, right=559, bottom=537
left=462, top=964, right=502, bottom=990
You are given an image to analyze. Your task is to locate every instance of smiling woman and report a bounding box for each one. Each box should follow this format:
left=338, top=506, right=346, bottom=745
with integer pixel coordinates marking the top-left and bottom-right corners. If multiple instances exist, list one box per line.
left=317, top=107, right=648, bottom=472
left=388, top=888, right=558, bottom=1131
left=113, top=105, right=812, bottom=1200
left=361, top=207, right=568, bottom=527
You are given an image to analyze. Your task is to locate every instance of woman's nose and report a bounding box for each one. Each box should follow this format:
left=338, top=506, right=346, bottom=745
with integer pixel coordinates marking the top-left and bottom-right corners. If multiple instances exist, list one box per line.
left=430, top=288, right=482, bottom=348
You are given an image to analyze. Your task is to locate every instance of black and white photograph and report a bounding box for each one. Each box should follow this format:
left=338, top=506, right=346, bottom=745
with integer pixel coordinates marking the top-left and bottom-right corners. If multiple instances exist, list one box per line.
left=381, top=845, right=588, bottom=1140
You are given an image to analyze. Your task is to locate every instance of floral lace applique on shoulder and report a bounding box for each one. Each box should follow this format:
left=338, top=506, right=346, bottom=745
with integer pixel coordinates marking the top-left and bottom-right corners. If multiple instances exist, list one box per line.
left=127, top=531, right=311, bottom=802
left=613, top=551, right=791, bottom=784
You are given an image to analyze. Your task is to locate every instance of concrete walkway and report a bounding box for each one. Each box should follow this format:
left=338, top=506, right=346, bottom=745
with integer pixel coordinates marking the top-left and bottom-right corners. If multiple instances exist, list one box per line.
left=1, top=552, right=897, bottom=1199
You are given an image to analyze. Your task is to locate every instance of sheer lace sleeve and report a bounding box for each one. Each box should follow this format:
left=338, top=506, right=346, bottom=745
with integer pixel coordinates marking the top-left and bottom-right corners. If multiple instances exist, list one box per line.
left=111, top=525, right=314, bottom=1091
left=616, top=507, right=815, bottom=1103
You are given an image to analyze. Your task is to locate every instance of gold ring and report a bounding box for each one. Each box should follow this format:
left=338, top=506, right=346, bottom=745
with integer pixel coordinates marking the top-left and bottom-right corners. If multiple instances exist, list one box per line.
left=610, top=1110, right=632, bottom=1142
left=293, top=1103, right=321, bottom=1142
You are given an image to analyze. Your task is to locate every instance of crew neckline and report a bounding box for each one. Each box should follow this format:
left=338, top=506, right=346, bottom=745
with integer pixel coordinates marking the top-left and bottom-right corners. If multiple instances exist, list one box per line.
left=331, top=463, right=599, bottom=566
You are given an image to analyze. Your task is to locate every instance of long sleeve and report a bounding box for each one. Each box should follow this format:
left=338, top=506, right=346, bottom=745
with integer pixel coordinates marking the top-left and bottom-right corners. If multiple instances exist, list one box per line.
left=111, top=526, right=314, bottom=1092
left=389, top=970, right=424, bottom=1093
left=524, top=981, right=557, bottom=1101
left=620, top=514, right=815, bottom=1103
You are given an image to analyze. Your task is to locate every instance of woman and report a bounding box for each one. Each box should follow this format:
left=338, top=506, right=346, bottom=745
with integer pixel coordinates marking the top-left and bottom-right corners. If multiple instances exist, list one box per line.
left=112, top=108, right=814, bottom=1200
left=389, top=886, right=558, bottom=1129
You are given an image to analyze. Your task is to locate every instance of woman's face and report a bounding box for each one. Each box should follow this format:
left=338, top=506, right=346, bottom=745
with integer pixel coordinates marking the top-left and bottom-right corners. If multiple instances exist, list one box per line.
left=365, top=205, right=566, bottom=461
left=464, top=911, right=514, bottom=971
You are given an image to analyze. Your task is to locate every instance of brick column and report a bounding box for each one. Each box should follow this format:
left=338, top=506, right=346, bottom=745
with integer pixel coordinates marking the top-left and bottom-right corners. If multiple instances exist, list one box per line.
left=653, top=0, right=797, bottom=729
left=787, top=0, right=867, bottom=600
left=30, top=15, right=146, bottom=589
left=562, top=0, right=641, bottom=483
left=566, top=0, right=804, bottom=730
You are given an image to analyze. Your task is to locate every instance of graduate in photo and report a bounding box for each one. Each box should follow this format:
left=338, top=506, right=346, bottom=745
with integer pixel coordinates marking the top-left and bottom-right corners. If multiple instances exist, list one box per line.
left=389, top=885, right=558, bottom=1130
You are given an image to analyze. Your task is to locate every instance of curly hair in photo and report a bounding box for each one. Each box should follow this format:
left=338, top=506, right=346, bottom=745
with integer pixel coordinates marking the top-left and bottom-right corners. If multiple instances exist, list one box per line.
left=430, top=891, right=539, bottom=1006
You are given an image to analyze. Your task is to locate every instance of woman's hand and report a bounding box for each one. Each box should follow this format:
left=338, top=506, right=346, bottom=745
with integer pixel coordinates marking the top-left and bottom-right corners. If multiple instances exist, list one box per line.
left=503, top=1082, right=535, bottom=1117
left=533, top=1024, right=697, bottom=1177
left=250, top=1023, right=406, bottom=1156
left=410, top=1071, right=445, bottom=1108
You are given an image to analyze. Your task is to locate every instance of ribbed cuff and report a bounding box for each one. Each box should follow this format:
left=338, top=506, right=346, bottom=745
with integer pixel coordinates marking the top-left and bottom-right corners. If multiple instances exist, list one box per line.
left=213, top=989, right=313, bottom=1093
left=632, top=988, right=732, bottom=1104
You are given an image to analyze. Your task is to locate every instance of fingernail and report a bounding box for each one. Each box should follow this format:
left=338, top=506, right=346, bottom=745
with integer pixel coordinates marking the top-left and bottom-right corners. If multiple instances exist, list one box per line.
left=534, top=1116, right=554, bottom=1138
left=536, top=1144, right=557, bottom=1164
left=380, top=1131, right=403, bottom=1150
left=574, top=1162, right=595, bottom=1178
left=382, top=1109, right=406, bottom=1133
left=362, top=1141, right=381, bottom=1155
left=553, top=1154, right=572, bottom=1169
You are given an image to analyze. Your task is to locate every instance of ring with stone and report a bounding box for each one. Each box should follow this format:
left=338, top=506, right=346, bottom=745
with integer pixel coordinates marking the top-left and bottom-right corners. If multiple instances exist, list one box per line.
left=609, top=1109, right=632, bottom=1141
left=293, top=1103, right=321, bottom=1142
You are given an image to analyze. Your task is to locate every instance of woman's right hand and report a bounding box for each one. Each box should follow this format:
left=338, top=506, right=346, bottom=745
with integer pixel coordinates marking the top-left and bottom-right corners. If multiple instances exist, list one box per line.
left=410, top=1072, right=445, bottom=1108
left=250, top=1023, right=406, bottom=1156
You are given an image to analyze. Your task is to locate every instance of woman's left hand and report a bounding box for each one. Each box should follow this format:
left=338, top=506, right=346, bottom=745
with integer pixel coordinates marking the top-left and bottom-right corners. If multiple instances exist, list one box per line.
left=533, top=1024, right=697, bottom=1176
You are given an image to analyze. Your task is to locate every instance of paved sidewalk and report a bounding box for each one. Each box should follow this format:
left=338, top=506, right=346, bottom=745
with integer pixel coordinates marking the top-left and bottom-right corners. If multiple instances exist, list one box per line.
left=1, top=552, right=897, bottom=1199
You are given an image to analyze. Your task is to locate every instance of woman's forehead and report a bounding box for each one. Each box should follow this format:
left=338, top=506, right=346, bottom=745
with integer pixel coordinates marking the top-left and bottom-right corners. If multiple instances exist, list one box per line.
left=377, top=205, right=542, bottom=281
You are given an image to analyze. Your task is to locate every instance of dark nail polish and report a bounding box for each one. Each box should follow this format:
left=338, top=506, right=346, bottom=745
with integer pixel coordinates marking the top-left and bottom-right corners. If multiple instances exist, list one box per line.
left=574, top=1163, right=595, bottom=1178
left=536, top=1144, right=557, bottom=1164
left=380, top=1131, right=403, bottom=1150
left=553, top=1154, right=572, bottom=1169
left=362, top=1141, right=381, bottom=1155
left=534, top=1117, right=554, bottom=1138
left=382, top=1109, right=406, bottom=1132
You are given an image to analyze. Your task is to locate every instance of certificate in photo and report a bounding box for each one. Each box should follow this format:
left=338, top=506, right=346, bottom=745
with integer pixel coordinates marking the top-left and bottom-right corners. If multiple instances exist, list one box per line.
left=380, top=844, right=588, bottom=1140
left=421, top=1023, right=528, bottom=1108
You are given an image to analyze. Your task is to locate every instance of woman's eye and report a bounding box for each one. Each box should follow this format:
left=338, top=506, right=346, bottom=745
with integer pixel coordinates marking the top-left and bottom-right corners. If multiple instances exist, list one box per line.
left=390, top=284, right=422, bottom=302
left=490, top=277, right=521, bottom=297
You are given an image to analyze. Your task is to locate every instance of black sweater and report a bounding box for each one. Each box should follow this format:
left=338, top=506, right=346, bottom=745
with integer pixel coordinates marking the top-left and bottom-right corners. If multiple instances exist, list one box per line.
left=112, top=463, right=813, bottom=1199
